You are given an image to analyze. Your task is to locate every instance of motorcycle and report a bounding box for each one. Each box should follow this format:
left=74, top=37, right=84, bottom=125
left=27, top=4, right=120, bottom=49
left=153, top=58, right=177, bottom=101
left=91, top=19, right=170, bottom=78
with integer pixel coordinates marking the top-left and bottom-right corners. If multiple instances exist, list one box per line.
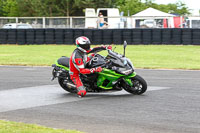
left=51, top=41, right=147, bottom=96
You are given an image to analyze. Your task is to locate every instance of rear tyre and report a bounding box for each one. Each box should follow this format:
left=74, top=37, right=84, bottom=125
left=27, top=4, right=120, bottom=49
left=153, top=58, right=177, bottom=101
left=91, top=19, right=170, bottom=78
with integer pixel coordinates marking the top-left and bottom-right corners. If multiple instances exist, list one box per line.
left=124, top=75, right=147, bottom=95
left=58, top=72, right=76, bottom=93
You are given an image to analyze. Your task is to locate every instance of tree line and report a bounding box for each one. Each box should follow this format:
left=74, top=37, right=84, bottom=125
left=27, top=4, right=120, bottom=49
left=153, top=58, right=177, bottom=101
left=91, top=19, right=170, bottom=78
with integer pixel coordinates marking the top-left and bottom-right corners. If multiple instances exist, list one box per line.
left=0, top=0, right=191, bottom=17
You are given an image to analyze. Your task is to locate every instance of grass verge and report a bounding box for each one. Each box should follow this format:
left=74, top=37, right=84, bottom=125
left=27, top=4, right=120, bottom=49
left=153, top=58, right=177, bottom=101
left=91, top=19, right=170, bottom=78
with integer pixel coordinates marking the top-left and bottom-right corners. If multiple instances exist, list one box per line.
left=0, top=45, right=199, bottom=70
left=0, top=120, right=82, bottom=133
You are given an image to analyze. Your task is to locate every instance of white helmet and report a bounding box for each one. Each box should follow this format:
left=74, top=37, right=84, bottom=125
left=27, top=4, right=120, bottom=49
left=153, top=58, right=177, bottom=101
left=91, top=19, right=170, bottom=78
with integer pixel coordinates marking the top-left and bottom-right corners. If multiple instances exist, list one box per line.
left=75, top=36, right=91, bottom=52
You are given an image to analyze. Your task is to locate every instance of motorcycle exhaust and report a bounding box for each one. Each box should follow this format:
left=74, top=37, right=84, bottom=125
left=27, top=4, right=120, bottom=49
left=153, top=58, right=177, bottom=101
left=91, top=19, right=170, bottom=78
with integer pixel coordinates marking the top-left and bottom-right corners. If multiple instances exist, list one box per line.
left=65, top=82, right=77, bottom=89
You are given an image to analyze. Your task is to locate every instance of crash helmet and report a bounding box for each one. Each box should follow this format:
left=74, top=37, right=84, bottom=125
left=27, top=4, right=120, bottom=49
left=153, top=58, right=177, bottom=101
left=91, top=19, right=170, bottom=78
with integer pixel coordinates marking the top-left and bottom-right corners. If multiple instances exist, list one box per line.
left=75, top=36, right=91, bottom=52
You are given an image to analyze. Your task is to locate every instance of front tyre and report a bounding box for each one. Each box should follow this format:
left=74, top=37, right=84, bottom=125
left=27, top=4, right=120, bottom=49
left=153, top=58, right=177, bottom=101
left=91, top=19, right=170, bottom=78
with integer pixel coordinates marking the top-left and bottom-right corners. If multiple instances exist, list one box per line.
left=124, top=75, right=147, bottom=95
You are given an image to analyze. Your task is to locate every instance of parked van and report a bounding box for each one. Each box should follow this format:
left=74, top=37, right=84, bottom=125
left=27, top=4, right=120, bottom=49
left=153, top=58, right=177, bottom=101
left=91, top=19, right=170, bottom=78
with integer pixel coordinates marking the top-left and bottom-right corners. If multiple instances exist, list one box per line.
left=85, top=8, right=121, bottom=28
left=85, top=8, right=97, bottom=28
left=186, top=17, right=200, bottom=28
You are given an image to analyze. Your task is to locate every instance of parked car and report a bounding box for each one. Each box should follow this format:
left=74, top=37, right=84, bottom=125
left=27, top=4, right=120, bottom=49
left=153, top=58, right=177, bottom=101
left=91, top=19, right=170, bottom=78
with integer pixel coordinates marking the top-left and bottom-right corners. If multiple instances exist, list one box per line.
left=2, top=23, right=33, bottom=29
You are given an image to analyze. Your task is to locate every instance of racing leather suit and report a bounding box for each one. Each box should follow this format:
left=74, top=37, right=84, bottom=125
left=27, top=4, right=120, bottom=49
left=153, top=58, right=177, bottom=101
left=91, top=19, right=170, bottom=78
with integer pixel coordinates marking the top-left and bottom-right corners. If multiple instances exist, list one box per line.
left=69, top=46, right=107, bottom=96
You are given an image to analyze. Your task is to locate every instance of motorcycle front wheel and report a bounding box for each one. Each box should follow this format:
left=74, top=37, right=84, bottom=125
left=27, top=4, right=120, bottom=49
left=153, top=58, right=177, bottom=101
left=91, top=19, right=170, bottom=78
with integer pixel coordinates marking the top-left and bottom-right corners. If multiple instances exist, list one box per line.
left=123, top=75, right=147, bottom=95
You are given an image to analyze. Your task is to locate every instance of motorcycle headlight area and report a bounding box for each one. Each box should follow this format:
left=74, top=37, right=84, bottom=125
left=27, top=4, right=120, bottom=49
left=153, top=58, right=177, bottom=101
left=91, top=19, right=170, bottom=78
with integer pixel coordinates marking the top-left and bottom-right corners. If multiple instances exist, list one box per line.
left=117, top=68, right=133, bottom=75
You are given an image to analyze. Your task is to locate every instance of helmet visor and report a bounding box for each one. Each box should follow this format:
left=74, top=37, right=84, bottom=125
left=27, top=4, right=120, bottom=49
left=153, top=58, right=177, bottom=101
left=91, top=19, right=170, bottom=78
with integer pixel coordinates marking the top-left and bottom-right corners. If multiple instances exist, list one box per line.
left=80, top=44, right=90, bottom=50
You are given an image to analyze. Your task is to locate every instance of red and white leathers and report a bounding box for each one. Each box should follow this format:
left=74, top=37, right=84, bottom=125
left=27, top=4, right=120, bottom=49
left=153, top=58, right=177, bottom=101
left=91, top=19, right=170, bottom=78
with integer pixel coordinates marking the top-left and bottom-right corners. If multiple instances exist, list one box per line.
left=69, top=46, right=112, bottom=97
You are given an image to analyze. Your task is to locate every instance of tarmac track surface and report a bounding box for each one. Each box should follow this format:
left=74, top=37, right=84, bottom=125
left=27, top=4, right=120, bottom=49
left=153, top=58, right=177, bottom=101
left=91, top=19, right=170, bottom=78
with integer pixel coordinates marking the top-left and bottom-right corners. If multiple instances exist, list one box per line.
left=0, top=66, right=200, bottom=133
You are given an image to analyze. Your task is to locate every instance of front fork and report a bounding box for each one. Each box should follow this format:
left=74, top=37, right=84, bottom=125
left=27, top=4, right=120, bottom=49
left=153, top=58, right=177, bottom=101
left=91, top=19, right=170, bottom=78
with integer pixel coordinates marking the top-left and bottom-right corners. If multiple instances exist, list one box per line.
left=124, top=78, right=133, bottom=86
left=123, top=72, right=137, bottom=87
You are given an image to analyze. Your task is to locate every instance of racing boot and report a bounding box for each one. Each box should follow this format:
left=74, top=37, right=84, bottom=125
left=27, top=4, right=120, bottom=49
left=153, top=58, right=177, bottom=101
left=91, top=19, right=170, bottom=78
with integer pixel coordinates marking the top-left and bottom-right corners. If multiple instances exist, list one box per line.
left=77, top=86, right=87, bottom=97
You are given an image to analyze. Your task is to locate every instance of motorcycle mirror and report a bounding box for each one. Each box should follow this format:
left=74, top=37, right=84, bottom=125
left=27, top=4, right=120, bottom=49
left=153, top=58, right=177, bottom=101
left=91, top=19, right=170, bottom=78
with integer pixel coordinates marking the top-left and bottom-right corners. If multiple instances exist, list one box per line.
left=124, top=40, right=127, bottom=49
left=113, top=46, right=116, bottom=51
left=123, top=41, right=127, bottom=57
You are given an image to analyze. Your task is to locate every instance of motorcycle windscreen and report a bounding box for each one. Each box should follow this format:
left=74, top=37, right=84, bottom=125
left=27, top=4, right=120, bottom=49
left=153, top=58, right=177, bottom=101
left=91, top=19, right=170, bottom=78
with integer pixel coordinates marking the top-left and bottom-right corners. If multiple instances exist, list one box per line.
left=88, top=54, right=106, bottom=68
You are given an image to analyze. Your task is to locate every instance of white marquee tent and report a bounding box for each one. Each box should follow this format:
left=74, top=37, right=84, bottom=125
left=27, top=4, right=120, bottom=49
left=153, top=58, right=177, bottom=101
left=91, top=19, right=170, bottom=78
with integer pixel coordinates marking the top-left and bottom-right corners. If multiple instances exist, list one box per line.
left=132, top=7, right=176, bottom=28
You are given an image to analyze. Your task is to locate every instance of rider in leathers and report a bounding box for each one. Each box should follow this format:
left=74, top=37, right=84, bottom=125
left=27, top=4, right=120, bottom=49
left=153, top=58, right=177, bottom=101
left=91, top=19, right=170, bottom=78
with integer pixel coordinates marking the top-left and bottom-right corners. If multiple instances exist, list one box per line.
left=69, top=36, right=112, bottom=97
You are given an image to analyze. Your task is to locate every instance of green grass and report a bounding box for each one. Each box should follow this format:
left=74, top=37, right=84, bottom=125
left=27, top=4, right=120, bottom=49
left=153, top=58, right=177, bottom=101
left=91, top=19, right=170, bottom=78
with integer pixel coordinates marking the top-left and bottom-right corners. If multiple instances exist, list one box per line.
left=0, top=45, right=200, bottom=70
left=0, top=120, right=82, bottom=133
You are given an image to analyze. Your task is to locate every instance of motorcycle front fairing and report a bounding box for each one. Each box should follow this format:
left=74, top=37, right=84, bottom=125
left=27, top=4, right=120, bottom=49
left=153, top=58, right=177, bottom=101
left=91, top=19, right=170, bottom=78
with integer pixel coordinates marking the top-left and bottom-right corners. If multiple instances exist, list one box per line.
left=92, top=50, right=136, bottom=90
left=97, top=68, right=136, bottom=90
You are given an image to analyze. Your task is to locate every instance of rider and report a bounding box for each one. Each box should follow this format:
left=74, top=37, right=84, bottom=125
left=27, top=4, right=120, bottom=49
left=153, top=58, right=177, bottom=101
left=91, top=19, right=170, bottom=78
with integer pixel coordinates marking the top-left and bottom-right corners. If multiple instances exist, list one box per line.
left=69, top=36, right=112, bottom=97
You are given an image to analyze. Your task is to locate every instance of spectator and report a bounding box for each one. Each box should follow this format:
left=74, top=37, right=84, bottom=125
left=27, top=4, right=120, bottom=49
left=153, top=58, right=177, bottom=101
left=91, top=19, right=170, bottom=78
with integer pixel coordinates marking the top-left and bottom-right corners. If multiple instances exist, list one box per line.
left=102, top=21, right=109, bottom=29
left=98, top=12, right=105, bottom=28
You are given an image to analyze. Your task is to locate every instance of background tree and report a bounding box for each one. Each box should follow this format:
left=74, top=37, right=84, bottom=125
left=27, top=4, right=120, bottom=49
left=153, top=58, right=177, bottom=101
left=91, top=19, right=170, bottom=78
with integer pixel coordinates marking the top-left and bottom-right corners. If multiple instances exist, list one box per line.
left=119, top=0, right=147, bottom=16
left=167, top=1, right=191, bottom=15
left=0, top=0, right=191, bottom=17
left=0, top=0, right=4, bottom=16
left=1, top=0, right=20, bottom=16
left=118, top=0, right=191, bottom=16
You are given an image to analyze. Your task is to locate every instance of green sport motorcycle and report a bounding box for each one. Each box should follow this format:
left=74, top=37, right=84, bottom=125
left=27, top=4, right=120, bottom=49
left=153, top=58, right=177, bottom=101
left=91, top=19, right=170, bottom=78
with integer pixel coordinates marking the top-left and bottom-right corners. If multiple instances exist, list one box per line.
left=51, top=41, right=147, bottom=95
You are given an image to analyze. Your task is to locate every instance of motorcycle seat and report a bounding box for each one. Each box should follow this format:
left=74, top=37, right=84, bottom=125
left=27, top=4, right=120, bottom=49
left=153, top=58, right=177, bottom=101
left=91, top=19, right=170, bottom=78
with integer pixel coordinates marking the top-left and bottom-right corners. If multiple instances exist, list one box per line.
left=57, top=56, right=70, bottom=67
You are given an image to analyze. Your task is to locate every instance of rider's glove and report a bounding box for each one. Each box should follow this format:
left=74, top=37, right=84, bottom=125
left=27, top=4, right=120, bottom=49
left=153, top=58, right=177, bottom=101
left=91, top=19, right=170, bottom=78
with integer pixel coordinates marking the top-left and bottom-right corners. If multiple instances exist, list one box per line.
left=95, top=67, right=103, bottom=72
left=102, top=45, right=112, bottom=50
left=90, top=67, right=103, bottom=73
left=106, top=45, right=112, bottom=50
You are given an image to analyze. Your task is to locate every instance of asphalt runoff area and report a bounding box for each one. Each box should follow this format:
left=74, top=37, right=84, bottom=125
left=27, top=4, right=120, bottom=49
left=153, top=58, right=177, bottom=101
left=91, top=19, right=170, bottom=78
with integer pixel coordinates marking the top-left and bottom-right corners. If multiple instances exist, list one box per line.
left=0, top=66, right=200, bottom=133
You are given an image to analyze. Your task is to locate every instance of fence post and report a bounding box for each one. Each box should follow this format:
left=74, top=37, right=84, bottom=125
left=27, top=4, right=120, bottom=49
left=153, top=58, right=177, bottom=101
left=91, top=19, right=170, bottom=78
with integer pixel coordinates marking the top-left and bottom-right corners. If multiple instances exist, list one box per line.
left=15, top=17, right=18, bottom=27
left=180, top=16, right=183, bottom=28
left=43, top=17, right=46, bottom=28
left=70, top=17, right=73, bottom=28
left=16, top=17, right=18, bottom=23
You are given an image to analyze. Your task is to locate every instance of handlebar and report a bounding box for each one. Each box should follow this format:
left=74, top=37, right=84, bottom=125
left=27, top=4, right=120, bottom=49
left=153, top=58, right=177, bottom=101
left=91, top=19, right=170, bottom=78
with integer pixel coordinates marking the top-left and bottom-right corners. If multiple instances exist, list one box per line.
left=100, top=60, right=110, bottom=68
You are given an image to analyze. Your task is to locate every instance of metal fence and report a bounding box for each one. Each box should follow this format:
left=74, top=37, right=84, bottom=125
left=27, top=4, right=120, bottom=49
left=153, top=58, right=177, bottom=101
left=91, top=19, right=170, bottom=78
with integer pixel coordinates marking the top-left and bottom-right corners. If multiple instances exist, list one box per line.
left=1, top=16, right=200, bottom=29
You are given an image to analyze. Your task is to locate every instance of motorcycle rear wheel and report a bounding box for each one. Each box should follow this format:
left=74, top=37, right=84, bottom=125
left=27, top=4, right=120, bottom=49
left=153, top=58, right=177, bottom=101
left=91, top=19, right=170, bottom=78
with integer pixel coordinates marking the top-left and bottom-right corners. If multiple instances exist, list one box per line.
left=58, top=72, right=76, bottom=93
left=124, top=75, right=147, bottom=95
